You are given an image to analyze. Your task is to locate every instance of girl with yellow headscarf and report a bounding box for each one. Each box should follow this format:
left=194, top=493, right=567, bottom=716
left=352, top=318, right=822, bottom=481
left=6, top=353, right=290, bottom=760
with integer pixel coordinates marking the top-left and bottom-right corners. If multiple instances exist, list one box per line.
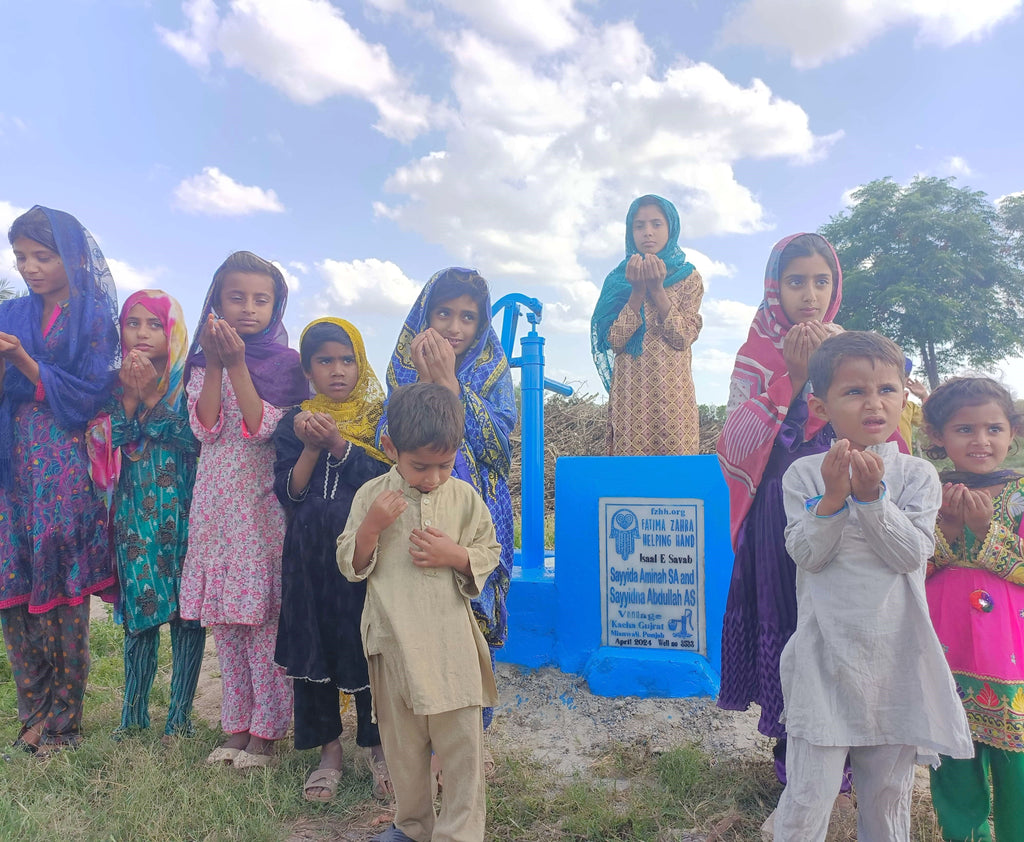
left=272, top=318, right=392, bottom=802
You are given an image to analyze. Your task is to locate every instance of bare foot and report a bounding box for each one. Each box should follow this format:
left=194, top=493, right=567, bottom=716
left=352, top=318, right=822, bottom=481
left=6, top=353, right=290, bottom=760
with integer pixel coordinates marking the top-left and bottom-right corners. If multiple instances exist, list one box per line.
left=244, top=735, right=275, bottom=756
left=223, top=731, right=250, bottom=751
left=369, top=744, right=394, bottom=801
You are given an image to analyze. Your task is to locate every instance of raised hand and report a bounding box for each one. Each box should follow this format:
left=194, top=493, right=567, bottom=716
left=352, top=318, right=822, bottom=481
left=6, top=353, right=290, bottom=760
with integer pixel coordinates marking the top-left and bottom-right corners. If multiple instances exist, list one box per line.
left=198, top=315, right=222, bottom=367
left=642, top=254, right=667, bottom=291
left=293, top=410, right=320, bottom=449
left=625, top=254, right=646, bottom=290
left=213, top=320, right=246, bottom=368
left=962, top=488, right=994, bottom=541
left=938, top=483, right=966, bottom=539
left=818, top=438, right=853, bottom=514
left=0, top=331, right=23, bottom=359
left=364, top=489, right=408, bottom=537
left=130, top=352, right=161, bottom=409
left=850, top=448, right=884, bottom=502
left=308, top=411, right=348, bottom=456
left=783, top=323, right=814, bottom=387
left=409, top=525, right=469, bottom=573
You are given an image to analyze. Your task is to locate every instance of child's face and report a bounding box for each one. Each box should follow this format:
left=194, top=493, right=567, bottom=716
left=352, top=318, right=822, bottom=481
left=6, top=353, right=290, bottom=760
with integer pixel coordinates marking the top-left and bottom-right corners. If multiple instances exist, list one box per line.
left=217, top=271, right=275, bottom=336
left=385, top=440, right=458, bottom=494
left=122, top=303, right=169, bottom=374
left=632, top=205, right=669, bottom=255
left=779, top=253, right=834, bottom=325
left=810, top=358, right=906, bottom=451
left=12, top=236, right=70, bottom=305
left=304, top=340, right=358, bottom=403
left=930, top=402, right=1015, bottom=474
left=428, top=294, right=480, bottom=362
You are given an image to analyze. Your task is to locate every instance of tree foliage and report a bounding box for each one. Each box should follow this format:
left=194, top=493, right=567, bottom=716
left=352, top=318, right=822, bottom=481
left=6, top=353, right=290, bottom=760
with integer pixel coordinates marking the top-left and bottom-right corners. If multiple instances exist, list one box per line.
left=820, top=177, right=1024, bottom=387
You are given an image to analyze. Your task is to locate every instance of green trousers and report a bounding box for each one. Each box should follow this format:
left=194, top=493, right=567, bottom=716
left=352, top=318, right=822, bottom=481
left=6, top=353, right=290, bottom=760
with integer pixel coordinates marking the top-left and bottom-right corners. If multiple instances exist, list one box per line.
left=930, top=742, right=1024, bottom=841
left=121, top=620, right=206, bottom=736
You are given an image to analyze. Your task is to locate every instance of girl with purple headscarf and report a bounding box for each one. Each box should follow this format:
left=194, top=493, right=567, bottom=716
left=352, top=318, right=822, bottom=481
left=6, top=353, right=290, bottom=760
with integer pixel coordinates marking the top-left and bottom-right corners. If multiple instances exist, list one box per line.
left=0, top=205, right=119, bottom=754
left=179, top=251, right=308, bottom=768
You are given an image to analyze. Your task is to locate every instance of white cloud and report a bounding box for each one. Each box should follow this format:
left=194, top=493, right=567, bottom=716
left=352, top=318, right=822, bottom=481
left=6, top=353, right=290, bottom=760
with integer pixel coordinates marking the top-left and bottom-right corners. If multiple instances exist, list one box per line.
left=315, top=257, right=421, bottom=315
left=173, top=167, right=285, bottom=215
left=719, top=0, right=1020, bottom=68
left=944, top=155, right=973, bottom=176
left=159, top=0, right=434, bottom=140
left=273, top=261, right=301, bottom=292
left=107, top=258, right=163, bottom=294
left=435, top=0, right=580, bottom=53
left=996, top=190, right=1024, bottom=205
left=840, top=185, right=863, bottom=208
left=376, top=21, right=832, bottom=333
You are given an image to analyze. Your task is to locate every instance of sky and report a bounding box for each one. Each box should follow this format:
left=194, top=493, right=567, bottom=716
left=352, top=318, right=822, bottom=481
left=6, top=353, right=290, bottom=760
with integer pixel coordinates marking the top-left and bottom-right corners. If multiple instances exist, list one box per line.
left=2, top=0, right=1023, bottom=405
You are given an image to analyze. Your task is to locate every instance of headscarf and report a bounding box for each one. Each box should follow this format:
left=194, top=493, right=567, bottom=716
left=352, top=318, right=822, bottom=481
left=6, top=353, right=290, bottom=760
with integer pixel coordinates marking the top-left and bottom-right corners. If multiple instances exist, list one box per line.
left=716, top=233, right=843, bottom=547
left=183, top=254, right=308, bottom=407
left=382, top=267, right=515, bottom=474
left=0, top=205, right=120, bottom=488
left=300, top=317, right=391, bottom=465
left=591, top=195, right=697, bottom=391
left=119, top=289, right=189, bottom=459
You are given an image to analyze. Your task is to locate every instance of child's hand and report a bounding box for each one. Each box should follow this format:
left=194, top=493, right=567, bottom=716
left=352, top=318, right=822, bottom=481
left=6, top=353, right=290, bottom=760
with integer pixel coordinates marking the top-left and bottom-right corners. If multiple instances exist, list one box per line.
left=409, top=526, right=470, bottom=574
left=782, top=323, right=814, bottom=386
left=850, top=449, right=884, bottom=502
left=938, top=483, right=966, bottom=536
left=213, top=321, right=246, bottom=368
left=817, top=438, right=852, bottom=513
left=641, top=254, right=667, bottom=290
left=625, top=254, right=646, bottom=290
left=119, top=360, right=140, bottom=399
left=129, top=352, right=161, bottom=409
left=907, top=378, right=929, bottom=401
left=962, top=488, right=994, bottom=541
left=412, top=329, right=457, bottom=390
left=198, top=315, right=222, bottom=366
left=308, top=411, right=348, bottom=455
left=0, top=331, right=23, bottom=360
left=363, top=489, right=407, bottom=536
left=293, top=410, right=321, bottom=449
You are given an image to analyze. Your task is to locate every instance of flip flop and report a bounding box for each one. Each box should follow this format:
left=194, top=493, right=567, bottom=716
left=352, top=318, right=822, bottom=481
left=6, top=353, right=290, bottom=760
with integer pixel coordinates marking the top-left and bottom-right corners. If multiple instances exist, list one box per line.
left=372, top=825, right=418, bottom=842
left=232, top=749, right=275, bottom=770
left=303, top=767, right=342, bottom=802
left=205, top=746, right=242, bottom=765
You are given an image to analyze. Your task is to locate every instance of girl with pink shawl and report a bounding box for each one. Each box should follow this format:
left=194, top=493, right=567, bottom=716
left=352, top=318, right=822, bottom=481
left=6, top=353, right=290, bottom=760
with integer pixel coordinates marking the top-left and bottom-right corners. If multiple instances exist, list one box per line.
left=716, top=233, right=843, bottom=784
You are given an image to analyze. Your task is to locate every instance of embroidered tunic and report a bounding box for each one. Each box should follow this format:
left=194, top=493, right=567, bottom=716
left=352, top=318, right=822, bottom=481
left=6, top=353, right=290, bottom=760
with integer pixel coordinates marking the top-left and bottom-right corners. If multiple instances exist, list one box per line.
left=110, top=400, right=198, bottom=634
left=606, top=270, right=703, bottom=456
left=927, top=476, right=1024, bottom=752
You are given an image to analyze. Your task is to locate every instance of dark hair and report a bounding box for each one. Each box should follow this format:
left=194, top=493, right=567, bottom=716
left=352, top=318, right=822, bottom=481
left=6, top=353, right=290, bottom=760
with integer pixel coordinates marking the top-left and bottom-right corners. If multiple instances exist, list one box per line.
left=809, top=331, right=906, bottom=397
left=427, top=268, right=489, bottom=333
left=8, top=206, right=58, bottom=252
left=386, top=382, right=465, bottom=453
left=922, top=376, right=1022, bottom=460
left=300, top=322, right=352, bottom=371
left=634, top=194, right=664, bottom=213
left=211, top=250, right=283, bottom=311
left=778, top=233, right=839, bottom=282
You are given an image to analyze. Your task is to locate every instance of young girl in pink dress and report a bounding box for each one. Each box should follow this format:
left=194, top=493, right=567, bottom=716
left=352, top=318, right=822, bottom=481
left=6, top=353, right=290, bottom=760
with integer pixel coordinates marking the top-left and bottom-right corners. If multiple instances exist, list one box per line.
left=924, top=376, right=1024, bottom=842
left=180, top=251, right=308, bottom=768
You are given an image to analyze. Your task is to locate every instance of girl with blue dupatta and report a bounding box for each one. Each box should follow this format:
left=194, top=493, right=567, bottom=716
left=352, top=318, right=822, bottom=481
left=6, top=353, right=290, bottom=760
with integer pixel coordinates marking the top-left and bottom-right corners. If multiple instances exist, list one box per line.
left=0, top=206, right=120, bottom=754
left=591, top=195, right=704, bottom=455
left=380, top=267, right=516, bottom=741
left=106, top=290, right=204, bottom=740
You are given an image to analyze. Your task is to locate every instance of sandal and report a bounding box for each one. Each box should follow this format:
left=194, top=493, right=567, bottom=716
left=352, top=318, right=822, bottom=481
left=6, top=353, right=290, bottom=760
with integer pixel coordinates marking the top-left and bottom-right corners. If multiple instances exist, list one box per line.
left=205, top=746, right=242, bottom=765
left=233, top=749, right=275, bottom=770
left=303, top=767, right=342, bottom=802
left=367, top=751, right=394, bottom=801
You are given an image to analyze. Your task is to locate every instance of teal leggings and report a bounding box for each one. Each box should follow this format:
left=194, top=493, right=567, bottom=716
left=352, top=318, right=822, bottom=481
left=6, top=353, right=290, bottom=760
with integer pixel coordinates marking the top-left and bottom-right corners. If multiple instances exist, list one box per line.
left=930, top=743, right=1024, bottom=841
left=121, top=620, right=206, bottom=736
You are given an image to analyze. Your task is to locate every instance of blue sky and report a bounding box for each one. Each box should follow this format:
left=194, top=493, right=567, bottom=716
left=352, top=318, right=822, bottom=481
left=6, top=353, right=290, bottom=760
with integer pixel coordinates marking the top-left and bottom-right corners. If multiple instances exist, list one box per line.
left=2, top=0, right=1023, bottom=405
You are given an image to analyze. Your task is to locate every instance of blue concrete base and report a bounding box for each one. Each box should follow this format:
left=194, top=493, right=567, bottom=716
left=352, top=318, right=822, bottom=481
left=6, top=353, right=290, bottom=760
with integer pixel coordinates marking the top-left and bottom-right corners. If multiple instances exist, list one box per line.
left=584, top=647, right=719, bottom=698
left=500, top=561, right=556, bottom=670
left=498, top=455, right=732, bottom=700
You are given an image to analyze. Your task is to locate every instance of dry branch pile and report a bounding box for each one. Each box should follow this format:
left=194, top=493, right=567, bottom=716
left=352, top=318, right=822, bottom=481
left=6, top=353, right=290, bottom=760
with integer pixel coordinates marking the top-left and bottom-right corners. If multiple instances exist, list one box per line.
left=508, top=390, right=725, bottom=517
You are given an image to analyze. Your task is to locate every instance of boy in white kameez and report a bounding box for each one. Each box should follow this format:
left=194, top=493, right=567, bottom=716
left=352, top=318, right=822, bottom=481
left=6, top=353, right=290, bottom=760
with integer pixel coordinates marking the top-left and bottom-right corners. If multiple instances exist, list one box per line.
left=775, top=331, right=972, bottom=842
left=337, top=382, right=500, bottom=842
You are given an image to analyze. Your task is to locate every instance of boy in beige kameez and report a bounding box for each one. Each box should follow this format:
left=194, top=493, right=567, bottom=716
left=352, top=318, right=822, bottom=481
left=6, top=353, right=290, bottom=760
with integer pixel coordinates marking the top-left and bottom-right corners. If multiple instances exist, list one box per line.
left=337, top=382, right=499, bottom=842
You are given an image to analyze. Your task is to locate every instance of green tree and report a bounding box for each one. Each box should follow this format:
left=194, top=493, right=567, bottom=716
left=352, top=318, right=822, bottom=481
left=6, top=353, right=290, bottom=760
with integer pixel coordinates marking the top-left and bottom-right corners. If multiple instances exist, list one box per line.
left=820, top=177, right=1024, bottom=387
left=0, top=276, right=17, bottom=300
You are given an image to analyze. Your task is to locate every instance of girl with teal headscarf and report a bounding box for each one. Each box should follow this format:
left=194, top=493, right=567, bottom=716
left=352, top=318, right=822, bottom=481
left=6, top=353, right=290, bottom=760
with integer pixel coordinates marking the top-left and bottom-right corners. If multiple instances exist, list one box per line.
left=590, top=195, right=704, bottom=455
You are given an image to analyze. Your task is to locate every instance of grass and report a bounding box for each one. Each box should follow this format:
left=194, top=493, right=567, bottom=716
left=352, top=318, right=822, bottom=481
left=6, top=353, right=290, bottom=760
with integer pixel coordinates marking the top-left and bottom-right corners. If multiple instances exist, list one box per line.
left=0, top=612, right=948, bottom=841
left=512, top=513, right=555, bottom=550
